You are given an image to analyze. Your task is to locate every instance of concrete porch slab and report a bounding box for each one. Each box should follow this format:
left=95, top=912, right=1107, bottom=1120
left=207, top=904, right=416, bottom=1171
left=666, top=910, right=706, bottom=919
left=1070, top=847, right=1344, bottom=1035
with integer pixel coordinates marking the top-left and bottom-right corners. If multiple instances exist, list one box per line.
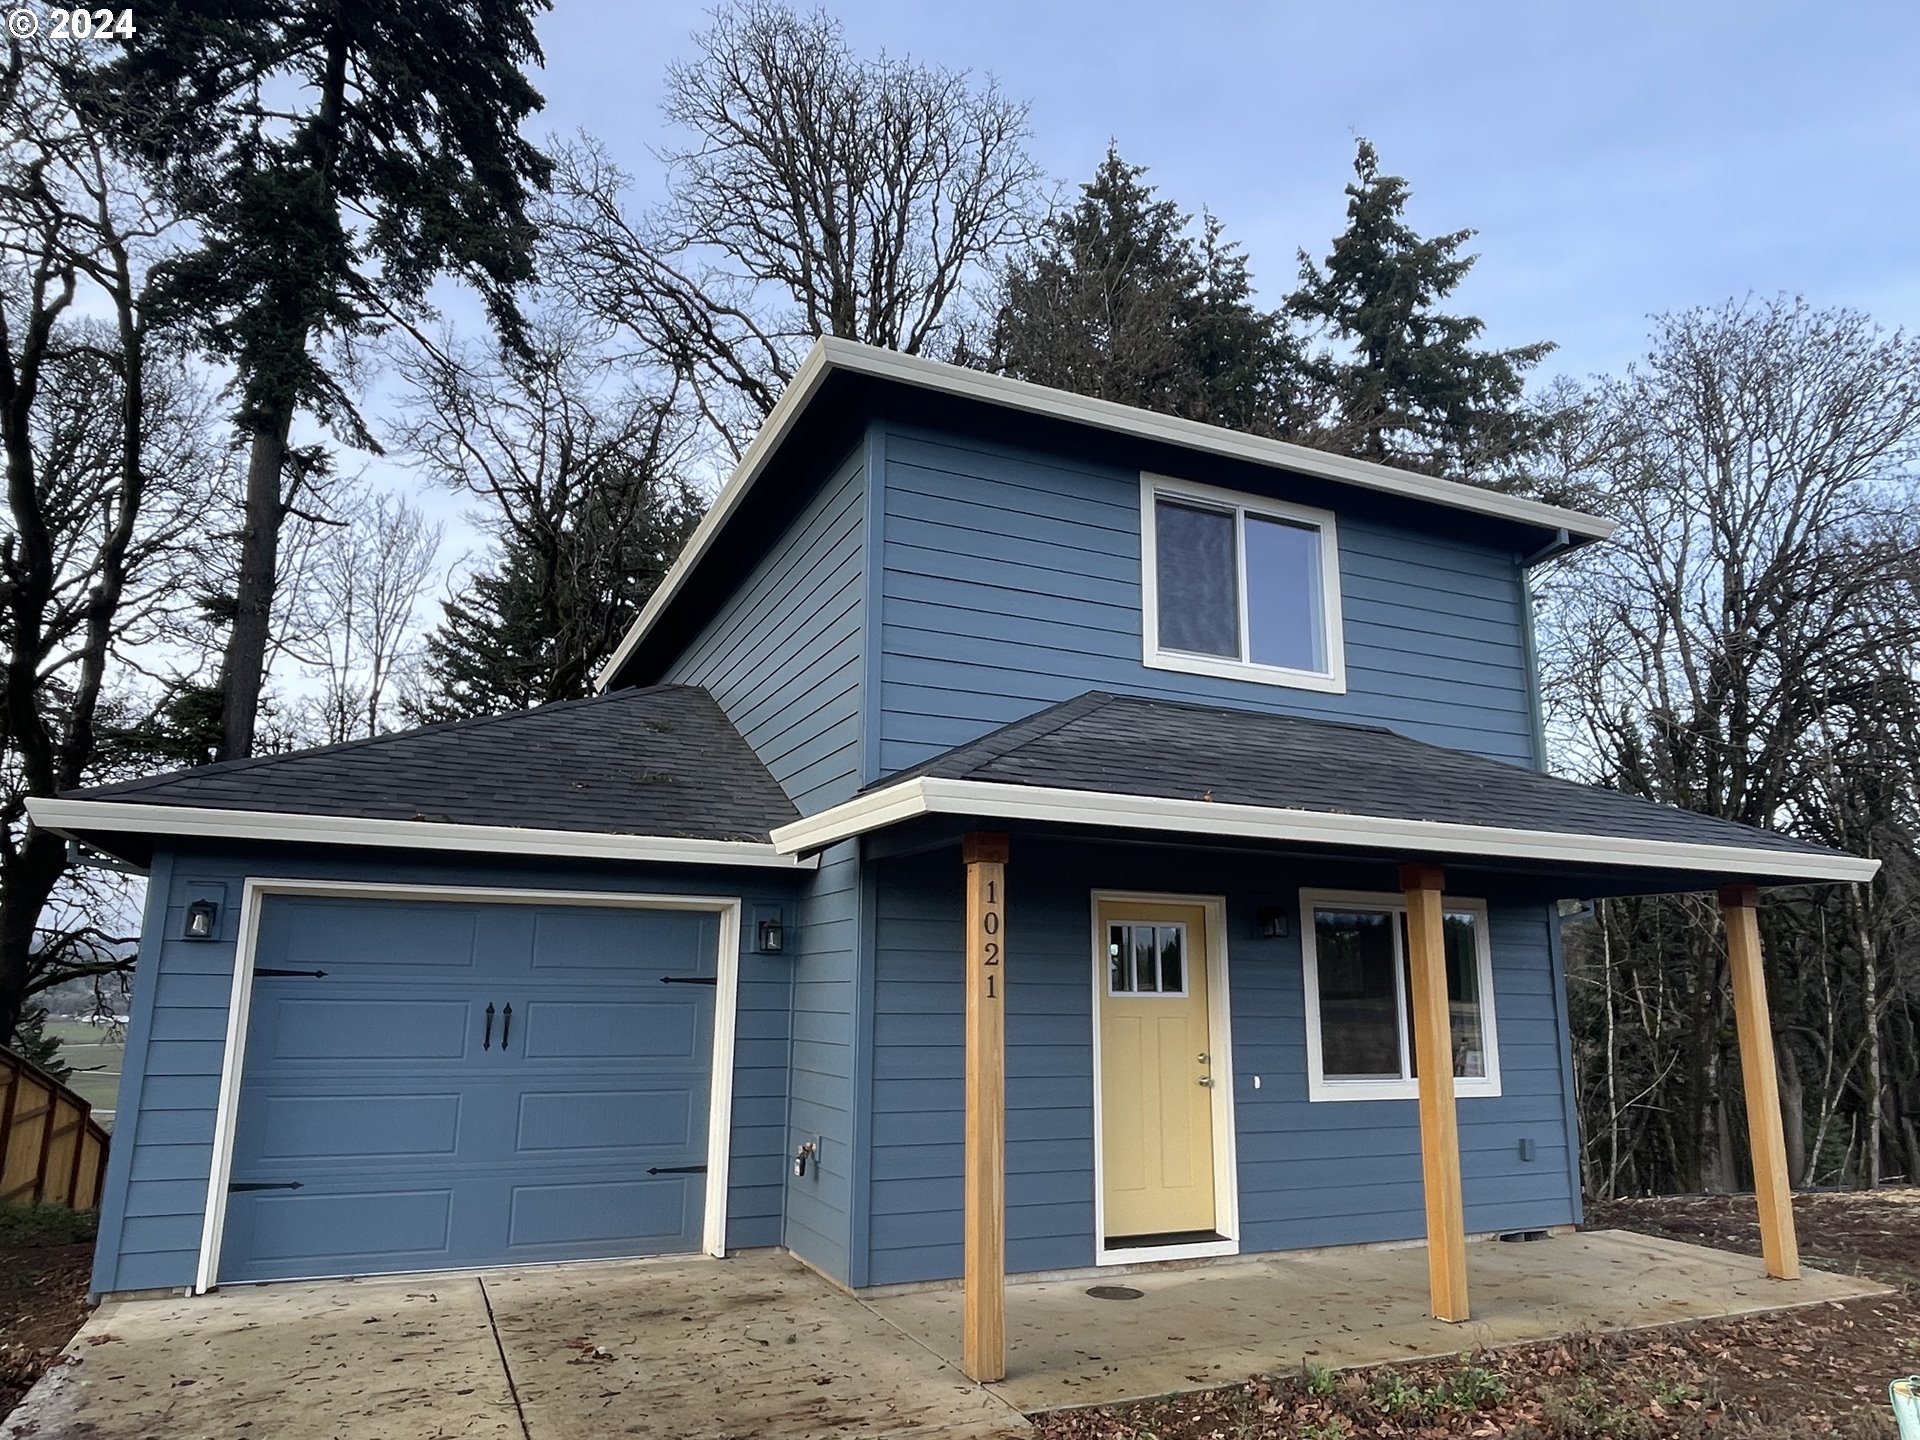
left=5, top=1234, right=1885, bottom=1437
left=865, top=1229, right=1890, bottom=1413
left=3, top=1252, right=1030, bottom=1440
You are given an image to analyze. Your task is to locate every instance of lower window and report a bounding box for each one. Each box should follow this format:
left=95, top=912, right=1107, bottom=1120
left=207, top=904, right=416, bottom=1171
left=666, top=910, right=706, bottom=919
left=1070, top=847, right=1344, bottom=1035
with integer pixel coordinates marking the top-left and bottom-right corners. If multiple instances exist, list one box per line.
left=1299, top=889, right=1501, bottom=1101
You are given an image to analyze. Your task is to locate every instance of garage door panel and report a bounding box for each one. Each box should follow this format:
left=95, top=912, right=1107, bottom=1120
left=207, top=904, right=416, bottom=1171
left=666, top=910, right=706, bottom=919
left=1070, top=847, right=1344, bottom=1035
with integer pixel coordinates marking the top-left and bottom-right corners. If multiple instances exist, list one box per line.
left=517, top=997, right=706, bottom=1062
left=253, top=996, right=475, bottom=1061
left=506, top=1176, right=700, bottom=1251
left=219, top=894, right=725, bottom=1285
left=263, top=900, right=486, bottom=974
left=514, top=1086, right=699, bottom=1154
left=528, top=907, right=716, bottom=974
left=230, top=1187, right=455, bottom=1266
left=253, top=1093, right=464, bottom=1161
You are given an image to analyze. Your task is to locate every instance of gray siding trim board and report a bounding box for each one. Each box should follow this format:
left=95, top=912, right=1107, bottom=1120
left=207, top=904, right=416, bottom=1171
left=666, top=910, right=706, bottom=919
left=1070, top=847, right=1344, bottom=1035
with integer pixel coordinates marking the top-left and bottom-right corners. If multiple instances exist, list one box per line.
left=860, top=422, right=889, bottom=788
left=847, top=852, right=881, bottom=1289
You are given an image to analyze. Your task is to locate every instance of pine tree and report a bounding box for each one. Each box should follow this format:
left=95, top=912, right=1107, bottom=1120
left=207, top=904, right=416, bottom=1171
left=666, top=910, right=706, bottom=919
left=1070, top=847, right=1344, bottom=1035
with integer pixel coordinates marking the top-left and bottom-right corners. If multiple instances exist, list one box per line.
left=83, top=1, right=553, bottom=760
left=407, top=474, right=703, bottom=721
left=1289, top=139, right=1554, bottom=479
left=984, top=148, right=1303, bottom=435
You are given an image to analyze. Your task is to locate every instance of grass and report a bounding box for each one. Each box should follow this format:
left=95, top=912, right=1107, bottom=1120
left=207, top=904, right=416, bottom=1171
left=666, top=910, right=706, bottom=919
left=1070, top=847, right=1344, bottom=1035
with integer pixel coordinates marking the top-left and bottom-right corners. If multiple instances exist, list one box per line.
left=0, top=1203, right=98, bottom=1248
left=37, top=1020, right=124, bottom=1123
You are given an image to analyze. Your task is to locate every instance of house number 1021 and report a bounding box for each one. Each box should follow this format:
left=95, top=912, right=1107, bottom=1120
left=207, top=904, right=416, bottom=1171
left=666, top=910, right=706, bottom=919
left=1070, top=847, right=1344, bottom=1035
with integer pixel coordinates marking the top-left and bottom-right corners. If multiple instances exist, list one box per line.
left=980, top=878, right=1001, bottom=1000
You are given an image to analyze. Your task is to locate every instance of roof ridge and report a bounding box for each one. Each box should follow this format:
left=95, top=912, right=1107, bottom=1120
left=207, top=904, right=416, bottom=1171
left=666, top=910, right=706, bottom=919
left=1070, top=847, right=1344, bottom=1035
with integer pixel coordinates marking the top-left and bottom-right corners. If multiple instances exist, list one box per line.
left=946, top=692, right=1121, bottom=780
left=864, top=691, right=1120, bottom=790
left=72, top=683, right=708, bottom=800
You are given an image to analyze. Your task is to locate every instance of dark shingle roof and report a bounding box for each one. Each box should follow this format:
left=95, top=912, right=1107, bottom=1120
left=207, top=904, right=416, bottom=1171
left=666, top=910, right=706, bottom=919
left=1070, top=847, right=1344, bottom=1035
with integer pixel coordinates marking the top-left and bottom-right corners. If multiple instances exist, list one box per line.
left=66, top=685, right=796, bottom=843
left=869, top=691, right=1841, bottom=861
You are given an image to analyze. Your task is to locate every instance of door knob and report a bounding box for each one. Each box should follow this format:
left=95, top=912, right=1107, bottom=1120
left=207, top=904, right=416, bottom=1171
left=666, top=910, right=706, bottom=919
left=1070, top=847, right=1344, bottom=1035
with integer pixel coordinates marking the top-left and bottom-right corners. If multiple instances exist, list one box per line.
left=1196, top=1052, right=1210, bottom=1064
left=1198, top=1076, right=1215, bottom=1087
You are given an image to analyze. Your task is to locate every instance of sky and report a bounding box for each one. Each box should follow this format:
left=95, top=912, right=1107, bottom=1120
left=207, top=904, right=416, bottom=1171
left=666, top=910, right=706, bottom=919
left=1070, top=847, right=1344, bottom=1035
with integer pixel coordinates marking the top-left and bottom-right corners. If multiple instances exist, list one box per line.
left=529, top=0, right=1920, bottom=386
left=360, top=0, right=1920, bottom=639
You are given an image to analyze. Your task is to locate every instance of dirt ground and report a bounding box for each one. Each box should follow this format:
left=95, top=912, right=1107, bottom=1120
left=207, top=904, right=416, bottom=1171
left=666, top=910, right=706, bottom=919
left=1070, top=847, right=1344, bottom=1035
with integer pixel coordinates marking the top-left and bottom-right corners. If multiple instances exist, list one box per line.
left=0, top=1207, right=95, bottom=1421
left=1034, top=1191, right=1920, bottom=1440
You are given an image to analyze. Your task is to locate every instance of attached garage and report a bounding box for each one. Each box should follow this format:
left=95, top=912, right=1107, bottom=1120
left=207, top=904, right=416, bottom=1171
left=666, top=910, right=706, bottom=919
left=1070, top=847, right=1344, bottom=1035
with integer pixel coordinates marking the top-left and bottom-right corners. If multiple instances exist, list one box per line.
left=33, top=686, right=810, bottom=1297
left=205, top=887, right=739, bottom=1285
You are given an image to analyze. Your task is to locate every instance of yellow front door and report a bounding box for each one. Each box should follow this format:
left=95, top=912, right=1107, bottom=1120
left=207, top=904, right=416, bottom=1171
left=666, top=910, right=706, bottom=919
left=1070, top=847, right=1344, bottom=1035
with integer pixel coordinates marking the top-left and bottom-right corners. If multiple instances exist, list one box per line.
left=1097, top=899, right=1217, bottom=1240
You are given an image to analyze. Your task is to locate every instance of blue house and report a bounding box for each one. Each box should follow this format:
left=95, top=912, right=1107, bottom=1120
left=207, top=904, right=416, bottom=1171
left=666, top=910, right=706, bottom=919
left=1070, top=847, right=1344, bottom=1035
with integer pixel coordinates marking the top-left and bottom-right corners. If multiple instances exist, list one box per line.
left=34, top=340, right=1874, bottom=1382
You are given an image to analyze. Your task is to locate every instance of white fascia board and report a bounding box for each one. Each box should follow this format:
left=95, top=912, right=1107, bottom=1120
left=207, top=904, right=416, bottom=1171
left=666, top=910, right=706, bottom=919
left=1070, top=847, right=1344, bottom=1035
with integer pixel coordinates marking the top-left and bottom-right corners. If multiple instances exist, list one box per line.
left=831, top=341, right=1616, bottom=541
left=596, top=337, right=1617, bottom=689
left=766, top=779, right=935, bottom=856
left=27, top=797, right=817, bottom=871
left=768, top=777, right=1878, bottom=886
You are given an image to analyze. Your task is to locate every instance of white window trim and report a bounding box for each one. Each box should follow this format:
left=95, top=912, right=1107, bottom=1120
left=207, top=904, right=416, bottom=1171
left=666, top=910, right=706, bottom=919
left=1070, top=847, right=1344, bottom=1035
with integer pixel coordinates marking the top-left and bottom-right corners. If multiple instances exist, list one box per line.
left=1298, top=887, right=1502, bottom=1103
left=1139, top=473, right=1347, bottom=694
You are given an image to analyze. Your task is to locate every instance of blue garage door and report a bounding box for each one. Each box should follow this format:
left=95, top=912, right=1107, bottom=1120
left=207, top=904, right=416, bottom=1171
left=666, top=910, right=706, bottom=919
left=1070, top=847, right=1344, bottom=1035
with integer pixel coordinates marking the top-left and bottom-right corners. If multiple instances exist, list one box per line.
left=218, top=894, right=721, bottom=1284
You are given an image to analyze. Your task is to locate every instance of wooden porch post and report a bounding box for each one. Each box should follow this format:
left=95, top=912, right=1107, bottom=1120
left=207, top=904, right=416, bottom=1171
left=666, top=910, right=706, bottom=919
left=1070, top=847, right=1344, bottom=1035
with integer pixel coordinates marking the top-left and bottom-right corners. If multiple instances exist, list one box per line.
left=1400, top=863, right=1469, bottom=1323
left=1720, top=884, right=1801, bottom=1280
left=962, top=832, right=1009, bottom=1382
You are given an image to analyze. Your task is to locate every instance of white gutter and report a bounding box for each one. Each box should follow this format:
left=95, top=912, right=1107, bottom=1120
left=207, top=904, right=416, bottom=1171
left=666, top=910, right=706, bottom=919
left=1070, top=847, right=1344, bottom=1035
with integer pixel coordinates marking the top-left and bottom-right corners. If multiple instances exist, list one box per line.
left=595, top=337, right=1618, bottom=690
left=28, top=797, right=817, bottom=871
left=767, top=777, right=1879, bottom=885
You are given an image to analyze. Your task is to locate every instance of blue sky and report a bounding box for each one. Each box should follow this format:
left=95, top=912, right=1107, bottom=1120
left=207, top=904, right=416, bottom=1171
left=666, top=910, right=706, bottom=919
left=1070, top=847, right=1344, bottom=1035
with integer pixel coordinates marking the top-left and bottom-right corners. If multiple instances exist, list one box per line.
left=533, top=0, right=1920, bottom=385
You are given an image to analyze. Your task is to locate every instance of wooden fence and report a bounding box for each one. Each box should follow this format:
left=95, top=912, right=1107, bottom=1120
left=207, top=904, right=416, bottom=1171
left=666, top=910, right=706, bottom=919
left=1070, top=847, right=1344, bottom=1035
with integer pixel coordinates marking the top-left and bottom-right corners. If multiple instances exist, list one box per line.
left=0, top=1045, right=110, bottom=1211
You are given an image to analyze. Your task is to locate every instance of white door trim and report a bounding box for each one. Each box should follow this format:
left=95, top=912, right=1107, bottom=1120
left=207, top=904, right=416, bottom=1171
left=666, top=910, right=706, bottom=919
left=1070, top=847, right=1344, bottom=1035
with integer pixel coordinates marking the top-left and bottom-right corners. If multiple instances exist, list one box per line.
left=193, top=877, right=744, bottom=1294
left=1088, top=890, right=1240, bottom=1267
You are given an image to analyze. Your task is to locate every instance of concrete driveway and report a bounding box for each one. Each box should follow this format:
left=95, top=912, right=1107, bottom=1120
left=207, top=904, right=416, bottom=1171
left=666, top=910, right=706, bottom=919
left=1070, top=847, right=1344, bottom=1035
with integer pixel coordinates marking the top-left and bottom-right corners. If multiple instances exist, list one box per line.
left=3, top=1252, right=1029, bottom=1440
left=5, top=1232, right=1884, bottom=1438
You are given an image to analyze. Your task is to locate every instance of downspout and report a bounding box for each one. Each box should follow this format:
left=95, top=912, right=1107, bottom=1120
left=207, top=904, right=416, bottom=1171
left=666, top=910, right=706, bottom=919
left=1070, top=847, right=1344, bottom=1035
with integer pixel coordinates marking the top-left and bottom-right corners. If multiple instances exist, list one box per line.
left=1523, top=527, right=1585, bottom=1221
left=1517, top=529, right=1572, bottom=774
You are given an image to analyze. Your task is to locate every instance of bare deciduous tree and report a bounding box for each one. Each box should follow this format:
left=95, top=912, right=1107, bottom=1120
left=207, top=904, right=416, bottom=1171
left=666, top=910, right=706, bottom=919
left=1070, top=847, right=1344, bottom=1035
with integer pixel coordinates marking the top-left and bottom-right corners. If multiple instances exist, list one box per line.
left=0, top=37, right=219, bottom=1049
left=545, top=0, right=1045, bottom=454
left=283, top=486, right=442, bottom=744
left=1540, top=296, right=1920, bottom=1196
left=389, top=308, right=703, bottom=715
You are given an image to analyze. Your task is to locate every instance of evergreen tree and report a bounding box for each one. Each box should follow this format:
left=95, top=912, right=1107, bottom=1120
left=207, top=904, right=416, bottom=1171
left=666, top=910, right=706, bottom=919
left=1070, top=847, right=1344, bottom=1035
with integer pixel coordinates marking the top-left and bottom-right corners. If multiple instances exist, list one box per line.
left=83, top=1, right=553, bottom=760
left=1289, top=139, right=1554, bottom=479
left=983, top=148, right=1303, bottom=435
left=407, top=473, right=703, bottom=721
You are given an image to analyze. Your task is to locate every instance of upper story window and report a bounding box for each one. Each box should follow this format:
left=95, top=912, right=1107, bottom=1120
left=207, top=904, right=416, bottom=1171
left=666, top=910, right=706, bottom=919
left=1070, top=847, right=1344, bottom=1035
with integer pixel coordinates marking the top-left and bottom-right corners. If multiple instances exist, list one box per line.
left=1139, top=475, right=1346, bottom=693
left=1298, top=889, right=1502, bottom=1103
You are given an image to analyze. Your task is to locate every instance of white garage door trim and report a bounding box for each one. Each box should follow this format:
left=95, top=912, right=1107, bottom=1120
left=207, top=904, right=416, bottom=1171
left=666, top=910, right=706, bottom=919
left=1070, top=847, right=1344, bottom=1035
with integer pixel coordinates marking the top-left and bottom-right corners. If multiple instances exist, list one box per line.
left=194, top=878, right=745, bottom=1294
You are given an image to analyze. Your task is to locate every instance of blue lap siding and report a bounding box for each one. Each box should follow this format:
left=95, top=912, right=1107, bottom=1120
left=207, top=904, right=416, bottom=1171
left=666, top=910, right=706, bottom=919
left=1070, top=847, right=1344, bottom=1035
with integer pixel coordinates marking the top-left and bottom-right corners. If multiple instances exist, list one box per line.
left=90, top=845, right=801, bottom=1297
left=874, top=423, right=1542, bottom=775
left=664, top=439, right=871, bottom=813
left=661, top=435, right=877, bottom=1283
left=864, top=840, right=1579, bottom=1287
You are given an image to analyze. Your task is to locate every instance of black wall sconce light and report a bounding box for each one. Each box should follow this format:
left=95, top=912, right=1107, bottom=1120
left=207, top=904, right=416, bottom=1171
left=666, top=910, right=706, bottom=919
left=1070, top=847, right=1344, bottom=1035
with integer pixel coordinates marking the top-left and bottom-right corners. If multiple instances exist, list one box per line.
left=183, top=898, right=219, bottom=941
left=1256, top=908, right=1290, bottom=940
left=756, top=917, right=785, bottom=954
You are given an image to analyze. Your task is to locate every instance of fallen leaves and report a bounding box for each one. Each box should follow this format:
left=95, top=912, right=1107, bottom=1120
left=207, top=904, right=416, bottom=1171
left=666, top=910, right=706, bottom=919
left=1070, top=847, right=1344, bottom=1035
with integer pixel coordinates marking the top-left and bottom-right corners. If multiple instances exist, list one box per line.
left=1035, top=1190, right=1920, bottom=1440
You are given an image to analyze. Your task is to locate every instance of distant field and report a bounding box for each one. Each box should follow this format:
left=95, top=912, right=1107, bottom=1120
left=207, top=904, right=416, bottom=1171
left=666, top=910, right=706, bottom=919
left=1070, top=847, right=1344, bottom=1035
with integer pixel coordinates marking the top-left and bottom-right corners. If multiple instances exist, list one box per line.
left=40, top=1020, right=125, bottom=1129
